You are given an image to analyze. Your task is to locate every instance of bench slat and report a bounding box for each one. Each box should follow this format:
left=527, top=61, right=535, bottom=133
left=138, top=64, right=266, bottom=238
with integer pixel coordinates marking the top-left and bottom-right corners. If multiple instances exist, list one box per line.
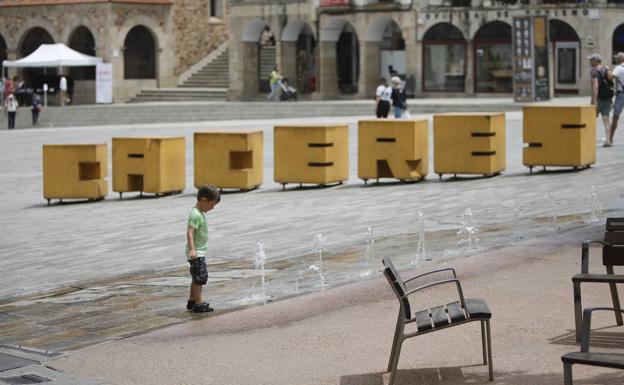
left=447, top=301, right=467, bottom=323
left=465, top=298, right=492, bottom=319
left=562, top=352, right=624, bottom=369
left=431, top=305, right=449, bottom=327
left=415, top=309, right=432, bottom=331
left=572, top=273, right=624, bottom=283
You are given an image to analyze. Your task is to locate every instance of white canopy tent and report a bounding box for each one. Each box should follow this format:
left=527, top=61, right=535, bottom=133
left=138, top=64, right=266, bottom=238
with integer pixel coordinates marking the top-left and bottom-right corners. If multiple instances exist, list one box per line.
left=2, top=43, right=102, bottom=68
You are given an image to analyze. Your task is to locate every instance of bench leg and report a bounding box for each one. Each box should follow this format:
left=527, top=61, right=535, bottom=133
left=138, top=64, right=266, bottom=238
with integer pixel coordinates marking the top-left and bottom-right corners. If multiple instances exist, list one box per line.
left=486, top=320, right=493, bottom=381
left=563, top=362, right=573, bottom=385
left=606, top=266, right=623, bottom=326
left=388, top=338, right=404, bottom=385
left=574, top=281, right=583, bottom=342
left=387, top=314, right=402, bottom=372
left=481, top=321, right=487, bottom=365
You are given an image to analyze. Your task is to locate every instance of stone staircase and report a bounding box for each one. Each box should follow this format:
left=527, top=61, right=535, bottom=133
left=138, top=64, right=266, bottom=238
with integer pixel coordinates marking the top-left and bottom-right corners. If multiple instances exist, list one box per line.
left=129, top=47, right=229, bottom=103
left=259, top=46, right=276, bottom=93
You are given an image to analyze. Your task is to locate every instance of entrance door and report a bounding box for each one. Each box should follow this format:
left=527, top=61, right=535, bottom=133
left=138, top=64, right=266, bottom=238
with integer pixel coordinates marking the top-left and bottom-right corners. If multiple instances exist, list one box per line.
left=554, top=41, right=579, bottom=93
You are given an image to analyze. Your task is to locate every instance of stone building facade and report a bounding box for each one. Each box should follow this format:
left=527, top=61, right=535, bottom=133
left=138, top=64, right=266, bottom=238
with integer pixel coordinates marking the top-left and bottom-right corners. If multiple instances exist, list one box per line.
left=228, top=0, right=624, bottom=100
left=0, top=0, right=228, bottom=103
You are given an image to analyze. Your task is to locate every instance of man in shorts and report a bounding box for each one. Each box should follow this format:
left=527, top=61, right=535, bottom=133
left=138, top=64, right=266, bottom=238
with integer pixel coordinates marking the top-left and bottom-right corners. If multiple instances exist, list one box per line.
left=589, top=53, right=612, bottom=146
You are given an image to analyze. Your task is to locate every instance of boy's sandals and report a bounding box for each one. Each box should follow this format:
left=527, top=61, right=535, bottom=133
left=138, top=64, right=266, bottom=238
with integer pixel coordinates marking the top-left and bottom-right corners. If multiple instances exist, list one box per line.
left=192, top=302, right=214, bottom=313
left=187, top=300, right=195, bottom=311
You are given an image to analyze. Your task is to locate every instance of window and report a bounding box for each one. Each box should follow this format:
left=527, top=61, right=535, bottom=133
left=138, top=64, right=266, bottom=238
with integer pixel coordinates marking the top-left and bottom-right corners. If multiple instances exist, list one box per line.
left=210, top=0, right=223, bottom=19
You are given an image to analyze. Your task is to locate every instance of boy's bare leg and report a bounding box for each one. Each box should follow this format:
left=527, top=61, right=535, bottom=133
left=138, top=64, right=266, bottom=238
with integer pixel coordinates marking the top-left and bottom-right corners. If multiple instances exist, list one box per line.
left=191, top=283, right=203, bottom=304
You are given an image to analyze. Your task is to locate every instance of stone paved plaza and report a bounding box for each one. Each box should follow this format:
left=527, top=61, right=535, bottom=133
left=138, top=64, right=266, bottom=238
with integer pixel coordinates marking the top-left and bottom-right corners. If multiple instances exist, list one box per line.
left=1, top=102, right=624, bottom=384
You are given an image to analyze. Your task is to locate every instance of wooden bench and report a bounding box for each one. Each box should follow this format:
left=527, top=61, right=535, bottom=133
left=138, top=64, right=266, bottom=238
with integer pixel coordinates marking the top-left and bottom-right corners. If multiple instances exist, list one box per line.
left=562, top=307, right=624, bottom=384
left=573, top=218, right=624, bottom=341
left=382, top=258, right=493, bottom=385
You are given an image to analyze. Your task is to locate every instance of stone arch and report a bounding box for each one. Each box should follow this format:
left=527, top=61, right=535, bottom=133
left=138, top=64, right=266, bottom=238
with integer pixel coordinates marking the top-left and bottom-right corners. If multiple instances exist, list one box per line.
left=281, top=20, right=316, bottom=94
left=242, top=19, right=270, bottom=43
left=422, top=23, right=466, bottom=92
left=123, top=25, right=156, bottom=79
left=20, top=27, right=54, bottom=57
left=320, top=18, right=350, bottom=43
left=550, top=19, right=580, bottom=94
left=282, top=20, right=315, bottom=42
left=365, top=16, right=403, bottom=43
left=473, top=21, right=512, bottom=93
left=336, top=22, right=359, bottom=94
left=68, top=26, right=96, bottom=80
left=423, top=22, right=466, bottom=41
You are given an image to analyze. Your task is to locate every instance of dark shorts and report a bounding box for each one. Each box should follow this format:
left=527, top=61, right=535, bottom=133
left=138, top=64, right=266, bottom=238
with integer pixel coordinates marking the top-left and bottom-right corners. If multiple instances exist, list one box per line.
left=189, top=257, right=208, bottom=285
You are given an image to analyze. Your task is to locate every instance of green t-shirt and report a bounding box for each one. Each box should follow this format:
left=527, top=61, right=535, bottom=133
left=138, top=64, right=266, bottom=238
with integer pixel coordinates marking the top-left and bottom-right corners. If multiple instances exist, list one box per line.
left=186, top=207, right=208, bottom=260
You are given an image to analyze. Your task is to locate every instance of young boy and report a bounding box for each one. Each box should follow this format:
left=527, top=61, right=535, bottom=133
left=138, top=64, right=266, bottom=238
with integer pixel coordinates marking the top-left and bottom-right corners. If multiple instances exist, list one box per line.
left=186, top=185, right=220, bottom=313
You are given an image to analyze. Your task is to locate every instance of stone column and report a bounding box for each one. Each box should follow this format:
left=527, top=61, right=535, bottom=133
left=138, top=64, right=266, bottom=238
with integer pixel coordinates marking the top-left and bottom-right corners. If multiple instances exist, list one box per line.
left=359, top=41, right=380, bottom=98
left=5, top=49, right=17, bottom=79
left=405, top=38, right=419, bottom=97
left=465, top=40, right=474, bottom=95
left=241, top=42, right=259, bottom=100
left=319, top=41, right=338, bottom=99
left=281, top=41, right=297, bottom=86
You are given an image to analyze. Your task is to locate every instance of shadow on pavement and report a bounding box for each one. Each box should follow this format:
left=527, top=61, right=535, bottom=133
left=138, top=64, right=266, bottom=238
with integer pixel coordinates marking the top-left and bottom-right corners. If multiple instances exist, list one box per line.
left=340, top=366, right=624, bottom=384
left=549, top=326, right=624, bottom=349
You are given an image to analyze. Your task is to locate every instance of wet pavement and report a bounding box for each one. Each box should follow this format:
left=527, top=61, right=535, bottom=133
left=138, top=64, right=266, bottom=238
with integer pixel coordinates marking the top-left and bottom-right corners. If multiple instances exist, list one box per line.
left=1, top=104, right=624, bottom=359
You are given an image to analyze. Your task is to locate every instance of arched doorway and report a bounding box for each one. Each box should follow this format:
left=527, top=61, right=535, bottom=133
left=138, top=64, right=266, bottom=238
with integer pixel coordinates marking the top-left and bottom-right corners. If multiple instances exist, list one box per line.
left=68, top=26, right=96, bottom=80
left=474, top=21, right=512, bottom=93
left=0, top=34, right=6, bottom=77
left=124, top=26, right=156, bottom=79
left=613, top=24, right=624, bottom=62
left=258, top=25, right=277, bottom=93
left=423, top=23, right=466, bottom=92
left=19, top=27, right=55, bottom=94
left=550, top=20, right=580, bottom=94
left=379, top=21, right=405, bottom=81
left=336, top=23, right=359, bottom=94
left=295, top=26, right=316, bottom=94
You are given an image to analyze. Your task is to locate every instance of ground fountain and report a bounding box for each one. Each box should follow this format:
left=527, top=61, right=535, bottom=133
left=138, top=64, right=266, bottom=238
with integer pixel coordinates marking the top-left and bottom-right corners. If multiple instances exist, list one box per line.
left=247, top=241, right=272, bottom=303
left=410, top=210, right=427, bottom=265
left=360, top=226, right=375, bottom=278
left=548, top=192, right=559, bottom=231
left=309, top=233, right=329, bottom=287
left=589, top=185, right=602, bottom=223
left=457, top=208, right=480, bottom=256
left=512, top=202, right=525, bottom=242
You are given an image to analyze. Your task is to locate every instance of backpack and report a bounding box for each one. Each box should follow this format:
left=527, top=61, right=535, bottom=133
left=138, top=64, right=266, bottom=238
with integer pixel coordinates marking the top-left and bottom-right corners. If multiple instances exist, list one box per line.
left=597, top=67, right=614, bottom=101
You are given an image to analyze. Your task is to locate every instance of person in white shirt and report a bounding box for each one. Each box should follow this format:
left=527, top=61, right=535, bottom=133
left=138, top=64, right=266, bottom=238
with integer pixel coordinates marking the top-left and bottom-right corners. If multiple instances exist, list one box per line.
left=59, top=75, right=68, bottom=106
left=609, top=52, right=624, bottom=146
left=375, top=78, right=392, bottom=118
left=4, top=93, right=18, bottom=130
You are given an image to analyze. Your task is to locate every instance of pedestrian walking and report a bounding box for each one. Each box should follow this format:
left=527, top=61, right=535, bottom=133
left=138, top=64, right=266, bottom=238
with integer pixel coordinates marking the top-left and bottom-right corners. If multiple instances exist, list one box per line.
left=31, top=94, right=42, bottom=126
left=375, top=78, right=392, bottom=118
left=609, top=51, right=624, bottom=146
left=185, top=185, right=221, bottom=313
left=390, top=76, right=407, bottom=119
left=588, top=53, right=613, bottom=146
left=267, top=66, right=282, bottom=102
left=5, top=93, right=18, bottom=130
left=59, top=75, right=68, bottom=106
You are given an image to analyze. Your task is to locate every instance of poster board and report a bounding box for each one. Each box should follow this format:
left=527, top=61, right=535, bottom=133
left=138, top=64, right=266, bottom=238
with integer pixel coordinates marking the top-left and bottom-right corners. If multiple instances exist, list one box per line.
left=513, top=15, right=550, bottom=102
left=95, top=63, right=113, bottom=104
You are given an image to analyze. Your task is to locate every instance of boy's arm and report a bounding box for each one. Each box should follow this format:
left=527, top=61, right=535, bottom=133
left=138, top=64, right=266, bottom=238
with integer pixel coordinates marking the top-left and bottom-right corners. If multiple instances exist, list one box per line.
left=187, top=226, right=197, bottom=259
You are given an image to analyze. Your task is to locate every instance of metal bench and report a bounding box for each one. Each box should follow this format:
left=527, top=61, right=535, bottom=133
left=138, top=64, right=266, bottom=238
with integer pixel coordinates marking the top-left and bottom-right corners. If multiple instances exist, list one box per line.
left=562, top=307, right=624, bottom=385
left=382, top=258, right=493, bottom=385
left=573, top=218, right=624, bottom=341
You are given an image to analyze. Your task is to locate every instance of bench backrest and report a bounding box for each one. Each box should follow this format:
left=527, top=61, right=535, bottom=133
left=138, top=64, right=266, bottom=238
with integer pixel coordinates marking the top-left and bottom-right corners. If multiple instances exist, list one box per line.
left=382, top=258, right=411, bottom=319
left=604, top=218, right=624, bottom=266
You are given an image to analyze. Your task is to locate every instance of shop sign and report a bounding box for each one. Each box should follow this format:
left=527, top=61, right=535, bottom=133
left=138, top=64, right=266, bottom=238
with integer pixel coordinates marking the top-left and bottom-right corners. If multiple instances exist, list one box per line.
left=512, top=15, right=550, bottom=102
